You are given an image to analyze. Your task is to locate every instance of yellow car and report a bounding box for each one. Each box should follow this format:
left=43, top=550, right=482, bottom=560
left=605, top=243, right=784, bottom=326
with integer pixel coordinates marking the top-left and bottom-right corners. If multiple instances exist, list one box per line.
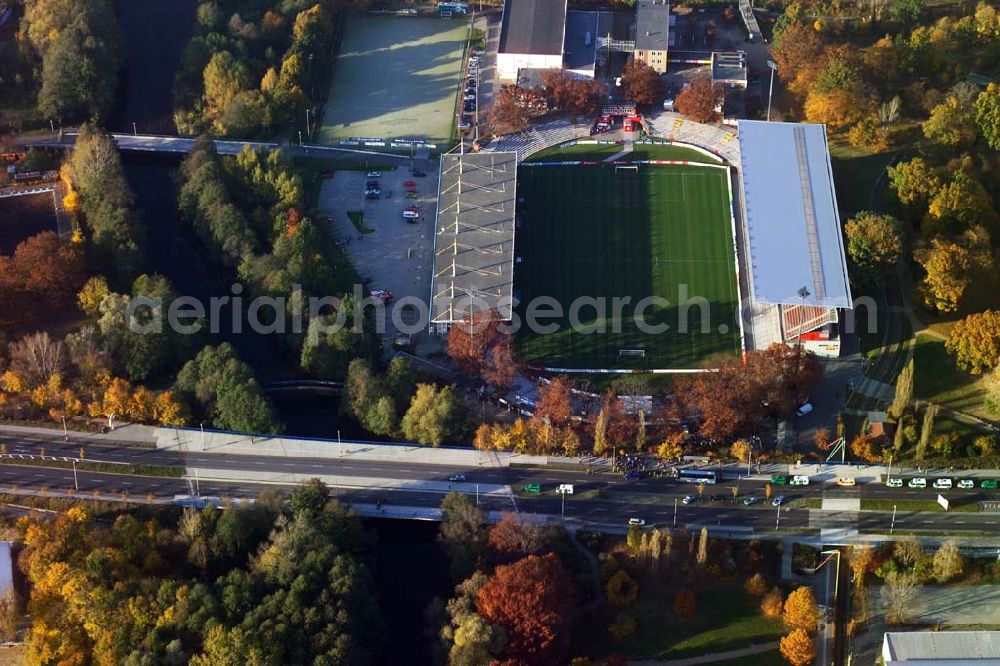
left=835, top=478, right=857, bottom=487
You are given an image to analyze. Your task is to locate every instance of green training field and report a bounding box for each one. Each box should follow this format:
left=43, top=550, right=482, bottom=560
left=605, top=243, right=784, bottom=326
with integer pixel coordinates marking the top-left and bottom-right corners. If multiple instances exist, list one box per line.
left=318, top=15, right=469, bottom=144
left=515, top=163, right=741, bottom=370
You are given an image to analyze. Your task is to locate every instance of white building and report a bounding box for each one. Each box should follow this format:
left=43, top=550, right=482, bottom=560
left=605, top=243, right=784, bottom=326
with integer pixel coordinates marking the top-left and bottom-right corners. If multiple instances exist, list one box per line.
left=883, top=631, right=1000, bottom=665
left=496, top=0, right=568, bottom=81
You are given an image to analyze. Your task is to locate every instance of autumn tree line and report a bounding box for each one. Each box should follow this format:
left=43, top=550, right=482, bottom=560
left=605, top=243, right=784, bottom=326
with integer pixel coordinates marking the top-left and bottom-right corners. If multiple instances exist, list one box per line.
left=449, top=311, right=822, bottom=459
left=18, top=480, right=383, bottom=664
left=174, top=0, right=364, bottom=137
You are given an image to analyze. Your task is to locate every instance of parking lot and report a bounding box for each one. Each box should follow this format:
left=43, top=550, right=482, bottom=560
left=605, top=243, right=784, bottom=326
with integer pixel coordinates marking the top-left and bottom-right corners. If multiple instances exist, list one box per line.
left=316, top=162, right=439, bottom=342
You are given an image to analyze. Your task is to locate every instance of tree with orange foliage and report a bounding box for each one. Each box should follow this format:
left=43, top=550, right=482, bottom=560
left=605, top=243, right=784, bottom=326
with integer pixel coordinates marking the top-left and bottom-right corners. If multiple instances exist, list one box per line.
left=534, top=376, right=574, bottom=427
left=783, top=586, right=820, bottom=632
left=476, top=553, right=574, bottom=664
left=673, top=589, right=697, bottom=618
left=488, top=511, right=549, bottom=558
left=745, top=572, right=769, bottom=597
left=590, top=390, right=636, bottom=453
left=675, top=75, right=726, bottom=123
left=771, top=22, right=827, bottom=95
left=761, top=587, right=785, bottom=618
left=621, top=60, right=665, bottom=106
left=0, top=232, right=86, bottom=323
left=447, top=309, right=517, bottom=388
left=780, top=629, right=816, bottom=666
left=541, top=69, right=606, bottom=116
left=850, top=433, right=881, bottom=462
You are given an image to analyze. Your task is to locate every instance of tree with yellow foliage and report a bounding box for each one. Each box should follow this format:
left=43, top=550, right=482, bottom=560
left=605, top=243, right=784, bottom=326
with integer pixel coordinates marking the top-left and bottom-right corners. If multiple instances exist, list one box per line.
left=76, top=276, right=110, bottom=318
left=783, top=586, right=820, bottom=632
left=780, top=628, right=816, bottom=666
left=762, top=587, right=785, bottom=618
left=657, top=433, right=686, bottom=461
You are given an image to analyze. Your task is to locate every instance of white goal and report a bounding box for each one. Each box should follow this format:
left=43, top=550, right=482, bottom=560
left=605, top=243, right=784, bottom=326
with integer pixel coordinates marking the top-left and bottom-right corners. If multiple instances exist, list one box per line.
left=615, top=165, right=639, bottom=174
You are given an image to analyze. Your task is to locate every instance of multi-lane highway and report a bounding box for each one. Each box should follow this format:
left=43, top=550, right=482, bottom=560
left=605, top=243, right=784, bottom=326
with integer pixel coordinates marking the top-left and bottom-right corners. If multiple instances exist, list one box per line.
left=0, top=432, right=998, bottom=536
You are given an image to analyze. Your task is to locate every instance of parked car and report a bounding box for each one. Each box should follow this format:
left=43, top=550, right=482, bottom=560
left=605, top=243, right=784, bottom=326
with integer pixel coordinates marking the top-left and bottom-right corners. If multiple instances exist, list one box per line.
left=795, top=402, right=813, bottom=416
left=682, top=495, right=696, bottom=505
left=365, top=189, right=380, bottom=199
left=772, top=495, right=785, bottom=507
left=628, top=518, right=645, bottom=526
left=957, top=479, right=975, bottom=489
left=908, top=477, right=927, bottom=489
left=369, top=289, right=393, bottom=304
left=790, top=475, right=810, bottom=486
left=448, top=474, right=467, bottom=482
left=933, top=478, right=953, bottom=489
left=366, top=170, right=381, bottom=178
left=743, top=496, right=759, bottom=506
left=886, top=477, right=903, bottom=488
left=623, top=470, right=641, bottom=480
left=835, top=477, right=857, bottom=487
left=402, top=206, right=421, bottom=222
left=412, top=169, right=427, bottom=177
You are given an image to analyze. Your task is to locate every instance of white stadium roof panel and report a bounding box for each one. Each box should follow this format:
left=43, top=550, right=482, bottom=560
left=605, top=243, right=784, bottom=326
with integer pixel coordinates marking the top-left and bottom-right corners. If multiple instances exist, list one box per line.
left=736, top=120, right=852, bottom=310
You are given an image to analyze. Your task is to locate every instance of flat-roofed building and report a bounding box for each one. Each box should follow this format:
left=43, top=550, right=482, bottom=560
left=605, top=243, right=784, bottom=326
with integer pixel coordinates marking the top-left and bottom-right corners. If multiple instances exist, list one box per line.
left=883, top=631, right=1000, bottom=665
left=736, top=119, right=852, bottom=356
left=497, top=0, right=568, bottom=81
left=634, top=0, right=671, bottom=73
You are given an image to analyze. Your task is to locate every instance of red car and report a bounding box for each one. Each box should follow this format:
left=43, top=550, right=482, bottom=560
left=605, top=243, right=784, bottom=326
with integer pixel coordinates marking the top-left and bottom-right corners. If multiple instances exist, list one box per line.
left=369, top=289, right=394, bottom=304
left=403, top=180, right=416, bottom=187
left=320, top=171, right=334, bottom=179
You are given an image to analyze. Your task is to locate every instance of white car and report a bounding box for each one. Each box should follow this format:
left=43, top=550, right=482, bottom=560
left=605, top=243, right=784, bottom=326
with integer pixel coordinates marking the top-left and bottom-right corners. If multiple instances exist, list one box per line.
left=448, top=474, right=467, bottom=482
left=366, top=171, right=381, bottom=178
left=628, top=518, right=646, bottom=526
left=933, top=478, right=952, bottom=489
left=557, top=484, right=574, bottom=495
left=795, top=402, right=813, bottom=417
left=682, top=495, right=696, bottom=505
left=908, top=477, right=927, bottom=489
left=790, top=475, right=810, bottom=486
left=957, top=479, right=975, bottom=490
left=886, top=478, right=903, bottom=488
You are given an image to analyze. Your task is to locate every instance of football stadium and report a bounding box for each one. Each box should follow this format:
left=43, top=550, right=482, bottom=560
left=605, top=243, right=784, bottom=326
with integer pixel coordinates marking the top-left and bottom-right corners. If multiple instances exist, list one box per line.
left=429, top=117, right=853, bottom=373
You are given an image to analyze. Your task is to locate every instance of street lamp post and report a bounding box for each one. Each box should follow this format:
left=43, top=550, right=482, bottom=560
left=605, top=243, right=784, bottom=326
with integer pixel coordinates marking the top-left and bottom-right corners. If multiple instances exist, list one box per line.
left=673, top=497, right=678, bottom=527
left=766, top=59, right=778, bottom=122
left=72, top=459, right=78, bottom=491
left=775, top=505, right=781, bottom=531
left=819, top=549, right=842, bottom=599
left=890, top=504, right=897, bottom=534
left=886, top=453, right=893, bottom=484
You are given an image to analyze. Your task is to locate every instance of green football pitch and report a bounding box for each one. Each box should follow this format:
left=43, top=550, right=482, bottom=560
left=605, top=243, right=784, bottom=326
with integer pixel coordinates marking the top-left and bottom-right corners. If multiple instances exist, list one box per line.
left=515, top=163, right=742, bottom=370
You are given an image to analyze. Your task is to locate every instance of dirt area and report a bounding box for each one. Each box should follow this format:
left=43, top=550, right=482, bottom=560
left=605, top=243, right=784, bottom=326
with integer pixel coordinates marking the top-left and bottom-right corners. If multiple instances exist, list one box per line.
left=0, top=191, right=58, bottom=255
left=316, top=158, right=439, bottom=345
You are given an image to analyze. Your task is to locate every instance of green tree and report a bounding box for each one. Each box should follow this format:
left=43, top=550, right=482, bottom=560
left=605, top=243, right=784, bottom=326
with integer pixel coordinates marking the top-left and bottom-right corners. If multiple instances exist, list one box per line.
left=439, top=493, right=487, bottom=581
left=844, top=212, right=905, bottom=283
left=888, top=157, right=942, bottom=206
left=975, top=83, right=1000, bottom=149
left=176, top=343, right=280, bottom=434
left=916, top=402, right=938, bottom=461
left=892, top=0, right=925, bottom=28
left=401, top=383, right=463, bottom=446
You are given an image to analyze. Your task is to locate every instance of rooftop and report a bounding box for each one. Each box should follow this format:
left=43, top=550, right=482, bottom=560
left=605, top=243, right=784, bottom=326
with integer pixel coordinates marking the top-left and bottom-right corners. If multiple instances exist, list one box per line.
left=431, top=152, right=518, bottom=324
left=563, top=10, right=614, bottom=74
left=712, top=51, right=748, bottom=86
left=499, top=0, right=568, bottom=56
left=737, top=120, right=852, bottom=310
left=883, top=631, right=1000, bottom=665
left=635, top=0, right=671, bottom=52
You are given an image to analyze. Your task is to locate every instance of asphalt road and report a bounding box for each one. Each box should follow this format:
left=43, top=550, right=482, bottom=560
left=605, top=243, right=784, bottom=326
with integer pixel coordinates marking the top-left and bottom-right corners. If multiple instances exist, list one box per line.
left=3, top=435, right=1000, bottom=503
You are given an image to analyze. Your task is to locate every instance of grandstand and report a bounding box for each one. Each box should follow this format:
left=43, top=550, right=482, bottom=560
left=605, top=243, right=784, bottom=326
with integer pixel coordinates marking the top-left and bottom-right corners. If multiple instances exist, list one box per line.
left=430, top=151, right=519, bottom=329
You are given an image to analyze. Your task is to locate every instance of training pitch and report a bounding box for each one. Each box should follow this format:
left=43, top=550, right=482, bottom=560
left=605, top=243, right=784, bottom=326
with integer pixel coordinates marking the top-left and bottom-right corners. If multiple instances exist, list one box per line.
left=515, top=162, right=741, bottom=370
left=319, top=15, right=468, bottom=144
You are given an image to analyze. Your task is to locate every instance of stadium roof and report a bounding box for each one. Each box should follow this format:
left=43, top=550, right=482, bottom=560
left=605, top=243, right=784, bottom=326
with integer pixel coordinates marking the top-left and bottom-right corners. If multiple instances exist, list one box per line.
left=431, top=152, right=518, bottom=324
left=635, top=0, right=671, bottom=51
left=499, top=0, right=568, bottom=56
left=736, top=120, right=852, bottom=310
left=883, top=631, right=1000, bottom=664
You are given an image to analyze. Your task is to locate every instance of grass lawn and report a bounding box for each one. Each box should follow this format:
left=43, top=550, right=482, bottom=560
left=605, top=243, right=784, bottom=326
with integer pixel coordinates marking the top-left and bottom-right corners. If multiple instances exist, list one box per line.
left=526, top=141, right=724, bottom=164
left=319, top=14, right=469, bottom=144
left=618, top=584, right=785, bottom=660
left=515, top=162, right=740, bottom=369
left=827, top=134, right=897, bottom=216
left=861, top=498, right=981, bottom=512
left=913, top=329, right=993, bottom=420
left=711, top=650, right=784, bottom=666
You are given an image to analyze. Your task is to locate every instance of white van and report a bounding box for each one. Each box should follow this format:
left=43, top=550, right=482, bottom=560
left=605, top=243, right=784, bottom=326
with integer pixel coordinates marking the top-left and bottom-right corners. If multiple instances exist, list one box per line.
left=558, top=484, right=574, bottom=495
left=908, top=477, right=927, bottom=489
left=932, top=478, right=952, bottom=489
left=790, top=475, right=810, bottom=486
